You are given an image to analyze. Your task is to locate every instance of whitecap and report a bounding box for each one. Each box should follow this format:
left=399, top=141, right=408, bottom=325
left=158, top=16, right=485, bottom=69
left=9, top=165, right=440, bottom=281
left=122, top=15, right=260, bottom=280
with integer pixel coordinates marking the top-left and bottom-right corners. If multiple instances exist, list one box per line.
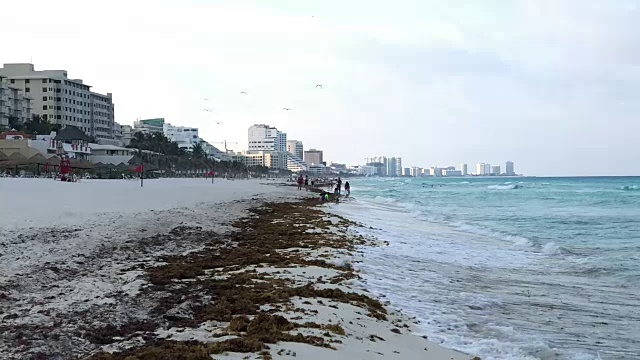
left=542, top=242, right=560, bottom=255
left=488, top=184, right=519, bottom=190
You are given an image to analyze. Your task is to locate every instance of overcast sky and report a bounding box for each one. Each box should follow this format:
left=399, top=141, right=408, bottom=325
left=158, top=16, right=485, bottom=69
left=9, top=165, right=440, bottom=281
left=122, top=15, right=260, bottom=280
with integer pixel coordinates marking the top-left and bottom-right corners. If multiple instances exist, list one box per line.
left=2, top=0, right=639, bottom=176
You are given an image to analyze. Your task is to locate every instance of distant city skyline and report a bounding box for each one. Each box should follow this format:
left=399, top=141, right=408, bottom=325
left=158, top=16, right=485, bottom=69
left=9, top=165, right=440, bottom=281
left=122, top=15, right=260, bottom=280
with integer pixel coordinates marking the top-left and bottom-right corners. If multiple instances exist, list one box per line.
left=3, top=1, right=638, bottom=176
left=398, top=161, right=518, bottom=177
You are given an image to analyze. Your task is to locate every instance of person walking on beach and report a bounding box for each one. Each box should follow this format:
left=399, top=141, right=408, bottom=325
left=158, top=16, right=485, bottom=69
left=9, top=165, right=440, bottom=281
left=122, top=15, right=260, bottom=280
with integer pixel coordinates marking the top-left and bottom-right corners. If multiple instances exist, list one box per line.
left=304, top=175, right=309, bottom=191
left=345, top=181, right=351, bottom=197
left=337, top=177, right=342, bottom=194
left=297, top=174, right=304, bottom=190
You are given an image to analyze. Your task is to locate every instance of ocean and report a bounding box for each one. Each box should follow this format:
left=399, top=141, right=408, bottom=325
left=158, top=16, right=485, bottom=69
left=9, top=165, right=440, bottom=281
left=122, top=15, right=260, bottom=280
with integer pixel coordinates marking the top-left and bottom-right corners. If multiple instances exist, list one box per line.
left=328, top=177, right=640, bottom=360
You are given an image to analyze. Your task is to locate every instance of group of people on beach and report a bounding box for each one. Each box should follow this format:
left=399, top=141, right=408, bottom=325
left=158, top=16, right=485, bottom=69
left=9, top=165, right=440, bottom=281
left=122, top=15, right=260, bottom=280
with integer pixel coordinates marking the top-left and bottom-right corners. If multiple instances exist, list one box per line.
left=295, top=174, right=351, bottom=203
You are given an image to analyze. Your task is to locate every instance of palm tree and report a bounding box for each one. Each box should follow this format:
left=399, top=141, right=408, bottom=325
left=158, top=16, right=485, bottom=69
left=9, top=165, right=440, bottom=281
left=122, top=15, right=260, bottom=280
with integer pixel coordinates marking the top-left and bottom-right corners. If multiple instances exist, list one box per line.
left=191, top=142, right=206, bottom=159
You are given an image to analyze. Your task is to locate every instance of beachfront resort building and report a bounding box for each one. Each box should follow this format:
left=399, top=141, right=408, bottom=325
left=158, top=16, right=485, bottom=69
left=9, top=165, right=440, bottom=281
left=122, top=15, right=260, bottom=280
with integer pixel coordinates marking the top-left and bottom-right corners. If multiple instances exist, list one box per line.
left=133, top=118, right=165, bottom=134
left=163, top=123, right=200, bottom=152
left=365, top=156, right=402, bottom=176
left=244, top=124, right=288, bottom=170
left=0, top=76, right=32, bottom=129
left=121, top=125, right=133, bottom=146
left=443, top=169, right=463, bottom=176
left=461, top=164, right=468, bottom=176
left=241, top=150, right=286, bottom=169
left=248, top=124, right=286, bottom=152
left=492, top=165, right=501, bottom=176
left=286, top=140, right=304, bottom=159
left=476, top=162, right=491, bottom=176
left=506, top=161, right=515, bottom=176
left=285, top=139, right=308, bottom=172
left=304, top=149, right=324, bottom=166
left=0, top=63, right=115, bottom=141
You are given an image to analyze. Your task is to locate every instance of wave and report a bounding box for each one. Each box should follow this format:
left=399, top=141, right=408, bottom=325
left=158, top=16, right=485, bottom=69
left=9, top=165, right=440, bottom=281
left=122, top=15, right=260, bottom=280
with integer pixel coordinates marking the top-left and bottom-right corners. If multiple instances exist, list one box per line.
left=620, top=185, right=640, bottom=191
left=542, top=242, right=560, bottom=255
left=487, top=184, right=521, bottom=190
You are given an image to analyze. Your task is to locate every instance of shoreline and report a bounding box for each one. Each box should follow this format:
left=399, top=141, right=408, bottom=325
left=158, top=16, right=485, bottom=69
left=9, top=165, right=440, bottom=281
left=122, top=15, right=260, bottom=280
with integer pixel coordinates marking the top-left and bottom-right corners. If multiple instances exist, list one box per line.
left=0, top=179, right=473, bottom=359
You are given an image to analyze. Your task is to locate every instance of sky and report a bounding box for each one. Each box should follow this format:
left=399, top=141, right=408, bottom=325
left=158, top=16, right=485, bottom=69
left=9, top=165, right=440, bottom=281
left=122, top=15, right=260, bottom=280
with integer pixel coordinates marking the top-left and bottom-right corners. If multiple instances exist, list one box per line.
left=2, top=0, right=639, bottom=176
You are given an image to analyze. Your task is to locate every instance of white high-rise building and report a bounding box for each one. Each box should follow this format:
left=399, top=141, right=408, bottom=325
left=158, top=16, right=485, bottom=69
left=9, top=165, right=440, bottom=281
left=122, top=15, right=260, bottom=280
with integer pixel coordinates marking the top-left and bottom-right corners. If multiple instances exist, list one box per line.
left=286, top=140, right=304, bottom=159
left=505, top=161, right=515, bottom=176
left=476, top=162, right=492, bottom=176
left=247, top=124, right=287, bottom=169
left=248, top=124, right=286, bottom=152
left=365, top=156, right=402, bottom=176
left=0, top=75, right=32, bottom=128
left=491, top=165, right=501, bottom=176
left=121, top=125, right=133, bottom=146
left=0, top=63, right=115, bottom=140
left=163, top=123, right=200, bottom=151
left=461, top=164, right=468, bottom=176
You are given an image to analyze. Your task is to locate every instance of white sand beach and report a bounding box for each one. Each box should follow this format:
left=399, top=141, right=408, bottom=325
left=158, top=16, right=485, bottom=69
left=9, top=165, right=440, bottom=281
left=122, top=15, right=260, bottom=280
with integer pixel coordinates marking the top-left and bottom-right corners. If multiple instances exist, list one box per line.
left=0, top=178, right=473, bottom=360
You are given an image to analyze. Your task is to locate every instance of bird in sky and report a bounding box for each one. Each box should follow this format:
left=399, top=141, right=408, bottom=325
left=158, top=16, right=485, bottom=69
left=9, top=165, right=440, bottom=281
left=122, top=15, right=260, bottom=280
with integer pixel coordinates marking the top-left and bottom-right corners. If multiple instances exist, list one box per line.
left=203, top=108, right=214, bottom=112
left=203, top=98, right=212, bottom=101
left=240, top=91, right=247, bottom=95
left=282, top=107, right=292, bottom=111
left=315, top=84, right=323, bottom=88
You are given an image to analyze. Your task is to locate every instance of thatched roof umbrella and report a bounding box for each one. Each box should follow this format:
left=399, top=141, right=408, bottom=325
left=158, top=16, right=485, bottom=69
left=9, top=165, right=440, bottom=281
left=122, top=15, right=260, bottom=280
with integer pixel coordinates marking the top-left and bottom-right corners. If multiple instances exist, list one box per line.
left=8, top=152, right=29, bottom=165
left=0, top=152, right=29, bottom=169
left=70, top=158, right=94, bottom=169
left=45, top=155, right=61, bottom=166
left=29, top=153, right=48, bottom=165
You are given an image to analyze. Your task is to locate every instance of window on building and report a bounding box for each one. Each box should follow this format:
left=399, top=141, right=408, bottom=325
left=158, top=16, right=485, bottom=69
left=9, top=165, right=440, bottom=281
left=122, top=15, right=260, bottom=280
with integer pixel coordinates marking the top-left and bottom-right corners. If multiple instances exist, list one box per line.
left=42, top=79, right=47, bottom=84
left=42, top=87, right=47, bottom=92
left=10, top=79, right=15, bottom=84
left=56, top=88, right=61, bottom=93
left=42, top=96, right=47, bottom=101
left=25, top=88, right=30, bottom=92
left=43, top=105, right=47, bottom=110
left=56, top=97, right=61, bottom=101
left=49, top=96, right=52, bottom=100
left=57, top=115, right=61, bottom=120
left=56, top=106, right=61, bottom=110
left=25, top=79, right=30, bottom=84
left=48, top=79, right=52, bottom=83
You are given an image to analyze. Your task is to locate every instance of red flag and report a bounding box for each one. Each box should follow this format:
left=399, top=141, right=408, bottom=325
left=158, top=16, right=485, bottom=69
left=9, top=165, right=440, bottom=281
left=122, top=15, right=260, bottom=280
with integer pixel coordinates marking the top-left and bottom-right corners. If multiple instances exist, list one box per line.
left=208, top=170, right=214, bottom=176
left=133, top=164, right=143, bottom=173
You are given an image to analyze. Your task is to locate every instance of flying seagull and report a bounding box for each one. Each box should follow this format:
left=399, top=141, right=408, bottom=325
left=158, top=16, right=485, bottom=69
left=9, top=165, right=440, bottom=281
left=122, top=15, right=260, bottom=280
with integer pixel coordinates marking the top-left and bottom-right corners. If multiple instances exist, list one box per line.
left=240, top=91, right=247, bottom=95
left=315, top=84, right=323, bottom=88
left=203, top=108, right=214, bottom=112
left=282, top=107, right=292, bottom=111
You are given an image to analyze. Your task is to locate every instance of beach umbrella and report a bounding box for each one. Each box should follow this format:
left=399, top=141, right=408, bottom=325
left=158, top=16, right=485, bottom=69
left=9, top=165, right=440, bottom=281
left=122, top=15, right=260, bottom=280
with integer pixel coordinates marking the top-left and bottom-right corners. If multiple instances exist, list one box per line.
left=70, top=158, right=94, bottom=169
left=7, top=152, right=30, bottom=165
left=28, top=153, right=48, bottom=164
left=45, top=155, right=61, bottom=166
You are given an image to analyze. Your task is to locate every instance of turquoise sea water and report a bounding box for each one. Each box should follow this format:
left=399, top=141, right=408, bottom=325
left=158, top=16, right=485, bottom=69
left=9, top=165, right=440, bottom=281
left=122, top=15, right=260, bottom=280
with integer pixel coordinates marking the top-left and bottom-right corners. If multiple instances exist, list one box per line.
left=328, top=177, right=640, bottom=360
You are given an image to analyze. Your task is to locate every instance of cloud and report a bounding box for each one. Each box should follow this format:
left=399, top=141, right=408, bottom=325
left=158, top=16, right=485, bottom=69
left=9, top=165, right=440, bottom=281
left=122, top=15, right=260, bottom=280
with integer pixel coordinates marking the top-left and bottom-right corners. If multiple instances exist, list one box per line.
left=2, top=0, right=639, bottom=175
